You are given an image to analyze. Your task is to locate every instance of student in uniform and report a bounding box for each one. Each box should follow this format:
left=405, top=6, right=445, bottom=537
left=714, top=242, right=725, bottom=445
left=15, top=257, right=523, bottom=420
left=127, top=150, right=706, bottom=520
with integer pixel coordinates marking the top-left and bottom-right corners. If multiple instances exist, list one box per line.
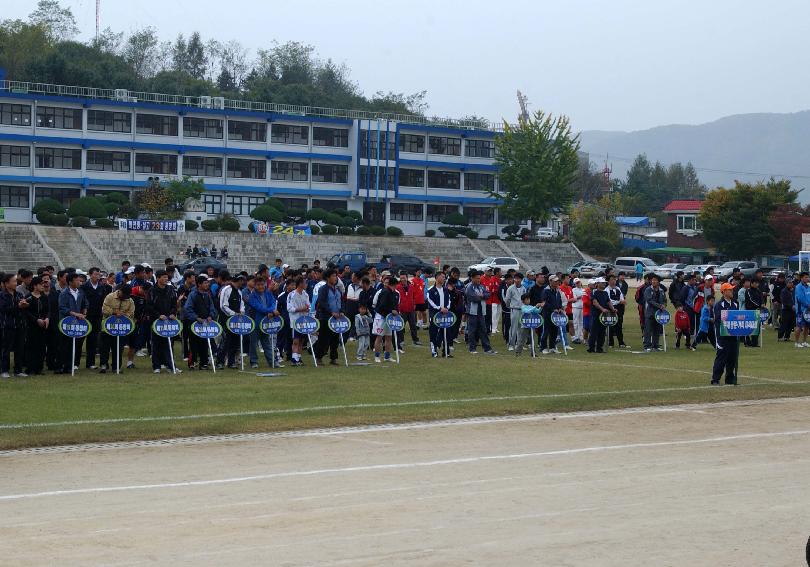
left=217, top=274, right=246, bottom=369
left=24, top=276, right=49, bottom=375
left=427, top=271, right=452, bottom=358
left=57, top=272, right=89, bottom=374
left=183, top=275, right=217, bottom=371
left=81, top=267, right=111, bottom=370
left=606, top=274, right=627, bottom=348
left=587, top=277, right=614, bottom=353
left=146, top=269, right=180, bottom=374
left=99, top=285, right=135, bottom=373
left=712, top=282, right=740, bottom=385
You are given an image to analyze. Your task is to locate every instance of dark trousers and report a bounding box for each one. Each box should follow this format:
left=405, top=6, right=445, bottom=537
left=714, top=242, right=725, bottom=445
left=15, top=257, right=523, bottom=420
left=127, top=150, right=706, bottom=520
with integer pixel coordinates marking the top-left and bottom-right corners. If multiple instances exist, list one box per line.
left=485, top=304, right=493, bottom=333
left=151, top=330, right=175, bottom=370
left=608, top=308, right=626, bottom=346
left=448, top=311, right=462, bottom=344
left=315, top=318, right=339, bottom=361
left=99, top=332, right=124, bottom=372
left=1, top=328, right=23, bottom=374
left=779, top=308, right=795, bottom=340
left=46, top=326, right=60, bottom=370
left=643, top=316, right=662, bottom=349
left=396, top=311, right=419, bottom=345
left=466, top=313, right=491, bottom=352
left=181, top=324, right=192, bottom=359
left=540, top=314, right=558, bottom=350
left=588, top=318, right=606, bottom=351
left=60, top=334, right=84, bottom=372
left=277, top=324, right=292, bottom=360
left=26, top=326, right=47, bottom=374
left=189, top=333, right=210, bottom=367
left=502, top=310, right=511, bottom=341
left=84, top=317, right=101, bottom=368
left=217, top=329, right=241, bottom=366
left=712, top=337, right=739, bottom=384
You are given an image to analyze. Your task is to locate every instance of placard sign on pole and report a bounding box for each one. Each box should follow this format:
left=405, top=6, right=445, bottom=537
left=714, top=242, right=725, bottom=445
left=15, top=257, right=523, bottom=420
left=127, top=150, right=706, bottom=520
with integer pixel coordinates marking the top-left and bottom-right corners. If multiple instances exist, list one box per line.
left=59, top=316, right=92, bottom=376
left=433, top=311, right=456, bottom=358
left=520, top=312, right=543, bottom=357
left=293, top=315, right=320, bottom=367
left=328, top=315, right=352, bottom=367
left=152, top=318, right=182, bottom=374
left=551, top=311, right=569, bottom=355
left=191, top=320, right=222, bottom=373
left=803, top=310, right=810, bottom=324
left=599, top=312, right=619, bottom=327
left=654, top=309, right=671, bottom=352
left=720, top=310, right=761, bottom=383
left=385, top=314, right=405, bottom=364
left=102, top=315, right=134, bottom=375
left=227, top=315, right=255, bottom=371
left=759, top=308, right=770, bottom=350
left=259, top=315, right=284, bottom=369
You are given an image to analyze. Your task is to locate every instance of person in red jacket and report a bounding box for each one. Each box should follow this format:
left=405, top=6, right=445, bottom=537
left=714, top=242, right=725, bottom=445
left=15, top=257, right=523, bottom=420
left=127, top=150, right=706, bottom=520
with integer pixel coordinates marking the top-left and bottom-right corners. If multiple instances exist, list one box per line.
left=674, top=303, right=693, bottom=350
left=396, top=271, right=421, bottom=348
left=410, top=269, right=427, bottom=328
left=483, top=268, right=502, bottom=335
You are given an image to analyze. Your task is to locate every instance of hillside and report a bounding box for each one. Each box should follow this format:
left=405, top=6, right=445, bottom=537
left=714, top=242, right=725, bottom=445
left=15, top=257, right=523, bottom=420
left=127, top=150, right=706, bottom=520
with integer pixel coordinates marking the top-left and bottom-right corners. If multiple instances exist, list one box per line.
left=580, top=111, right=810, bottom=200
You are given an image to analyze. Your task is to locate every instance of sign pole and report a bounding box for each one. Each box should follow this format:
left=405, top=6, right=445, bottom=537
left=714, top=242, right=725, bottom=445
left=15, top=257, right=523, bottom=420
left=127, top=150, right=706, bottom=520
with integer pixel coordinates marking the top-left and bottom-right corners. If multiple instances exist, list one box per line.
left=308, top=333, right=318, bottom=367
left=530, top=327, right=536, bottom=358
left=559, top=320, right=568, bottom=356
left=270, top=334, right=276, bottom=369
left=393, top=330, right=400, bottom=364
left=167, top=336, right=176, bottom=374
left=340, top=333, right=349, bottom=367
left=240, top=334, right=244, bottom=371
left=208, top=339, right=216, bottom=373
left=71, top=338, right=76, bottom=376
left=662, top=325, right=667, bottom=353
left=116, top=336, right=120, bottom=375
left=444, top=328, right=448, bottom=358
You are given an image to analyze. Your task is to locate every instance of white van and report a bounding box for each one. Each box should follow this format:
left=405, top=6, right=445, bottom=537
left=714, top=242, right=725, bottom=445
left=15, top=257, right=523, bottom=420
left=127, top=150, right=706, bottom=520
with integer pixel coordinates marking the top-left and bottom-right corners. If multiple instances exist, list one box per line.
left=614, top=257, right=659, bottom=273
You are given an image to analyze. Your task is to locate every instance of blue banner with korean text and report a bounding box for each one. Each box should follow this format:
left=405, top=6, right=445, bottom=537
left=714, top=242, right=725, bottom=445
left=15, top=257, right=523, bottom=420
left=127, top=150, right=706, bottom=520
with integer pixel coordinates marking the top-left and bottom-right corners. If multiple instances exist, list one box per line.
left=118, top=219, right=185, bottom=232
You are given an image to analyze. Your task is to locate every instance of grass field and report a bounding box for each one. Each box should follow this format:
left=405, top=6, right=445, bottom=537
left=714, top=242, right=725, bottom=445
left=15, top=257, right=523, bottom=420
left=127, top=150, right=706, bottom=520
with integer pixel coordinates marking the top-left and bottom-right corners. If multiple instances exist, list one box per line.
left=1, top=321, right=808, bottom=450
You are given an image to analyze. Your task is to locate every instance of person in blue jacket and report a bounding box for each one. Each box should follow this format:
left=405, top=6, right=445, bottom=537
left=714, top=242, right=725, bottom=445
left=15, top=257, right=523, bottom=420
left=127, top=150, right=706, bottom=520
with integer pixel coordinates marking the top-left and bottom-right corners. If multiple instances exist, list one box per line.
left=183, top=275, right=217, bottom=370
left=694, top=295, right=715, bottom=349
left=794, top=272, right=810, bottom=348
left=247, top=276, right=282, bottom=368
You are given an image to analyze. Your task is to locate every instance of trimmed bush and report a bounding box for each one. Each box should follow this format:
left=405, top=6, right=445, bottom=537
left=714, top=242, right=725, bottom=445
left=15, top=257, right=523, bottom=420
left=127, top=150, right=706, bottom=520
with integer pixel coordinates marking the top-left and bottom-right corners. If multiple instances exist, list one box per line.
left=465, top=229, right=479, bottom=239
left=68, top=197, right=106, bottom=219
left=95, top=218, right=115, bottom=229
left=322, top=224, right=338, bottom=235
left=369, top=225, right=386, bottom=236
left=441, top=212, right=468, bottom=227
left=50, top=213, right=69, bottom=226
left=36, top=211, right=54, bottom=225
left=250, top=204, right=283, bottom=223
left=338, top=226, right=354, bottom=235
left=355, top=226, right=370, bottom=235
left=104, top=192, right=129, bottom=205
left=103, top=202, right=120, bottom=217
left=425, top=229, right=436, bottom=237
left=438, top=226, right=458, bottom=238
left=201, top=219, right=220, bottom=231
left=71, top=216, right=91, bottom=228
left=264, top=197, right=287, bottom=211
left=220, top=217, right=241, bottom=232
left=386, top=226, right=403, bottom=237
left=309, top=224, right=321, bottom=235
left=325, top=212, right=345, bottom=226
left=32, top=198, right=65, bottom=215
left=487, top=234, right=500, bottom=240
left=185, top=219, right=199, bottom=231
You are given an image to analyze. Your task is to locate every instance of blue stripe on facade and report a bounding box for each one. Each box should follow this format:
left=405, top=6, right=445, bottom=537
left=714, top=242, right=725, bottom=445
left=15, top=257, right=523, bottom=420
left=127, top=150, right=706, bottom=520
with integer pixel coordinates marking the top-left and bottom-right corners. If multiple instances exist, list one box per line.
left=398, top=158, right=498, bottom=172
left=397, top=123, right=497, bottom=139
left=395, top=193, right=502, bottom=205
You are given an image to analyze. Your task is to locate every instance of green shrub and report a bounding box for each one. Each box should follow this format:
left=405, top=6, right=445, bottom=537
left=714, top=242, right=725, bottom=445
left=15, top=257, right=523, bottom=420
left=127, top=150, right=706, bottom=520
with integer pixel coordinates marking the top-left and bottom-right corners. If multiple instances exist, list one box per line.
left=338, top=226, right=354, bottom=235
left=438, top=226, right=458, bottom=238
left=71, top=216, right=91, bottom=228
left=264, top=197, right=287, bottom=211
left=325, top=212, right=345, bottom=226
left=68, top=197, right=106, bottom=219
left=250, top=204, right=283, bottom=223
left=50, top=213, right=69, bottom=226
left=441, top=212, right=468, bottom=227
left=95, top=218, right=115, bottom=229
left=487, top=234, right=500, bottom=240
left=386, top=226, right=403, bottom=236
left=369, top=225, right=386, bottom=236
left=103, top=202, right=120, bottom=217
left=201, top=219, right=220, bottom=231
left=32, top=198, right=64, bottom=215
left=185, top=219, right=199, bottom=231
left=309, top=224, right=321, bottom=235
left=322, top=224, right=338, bottom=235
left=465, top=229, right=479, bottom=239
left=425, top=229, right=436, bottom=237
left=104, top=192, right=129, bottom=205
left=220, top=217, right=241, bottom=232
left=36, top=211, right=54, bottom=225
left=355, top=226, right=370, bottom=235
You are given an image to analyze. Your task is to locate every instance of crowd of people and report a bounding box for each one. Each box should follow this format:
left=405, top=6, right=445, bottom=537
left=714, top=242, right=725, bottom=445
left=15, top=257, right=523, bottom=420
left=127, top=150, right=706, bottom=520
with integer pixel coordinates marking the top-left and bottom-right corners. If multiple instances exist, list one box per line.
left=184, top=244, right=229, bottom=260
left=0, top=254, right=807, bottom=379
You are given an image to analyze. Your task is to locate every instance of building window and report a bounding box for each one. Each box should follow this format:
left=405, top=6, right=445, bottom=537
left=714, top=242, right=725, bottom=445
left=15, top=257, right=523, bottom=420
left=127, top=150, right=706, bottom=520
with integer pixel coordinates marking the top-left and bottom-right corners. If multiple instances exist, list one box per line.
left=398, top=168, right=425, bottom=188
left=35, top=106, right=82, bottom=130
left=390, top=203, right=423, bottom=222
left=203, top=194, right=222, bottom=215
left=464, top=206, right=495, bottom=224
left=0, top=185, right=29, bottom=208
left=465, top=139, right=495, bottom=158
left=183, top=117, right=223, bottom=139
left=135, top=153, right=178, bottom=174
left=136, top=113, right=178, bottom=136
left=183, top=155, right=222, bottom=177
left=228, top=120, right=267, bottom=142
left=271, top=124, right=309, bottom=145
left=278, top=197, right=307, bottom=211
left=426, top=204, right=458, bottom=223
left=311, top=163, right=348, bottom=183
left=0, top=145, right=30, bottom=167
left=35, top=147, right=81, bottom=170
left=465, top=172, right=495, bottom=192
left=271, top=160, right=308, bottom=181
left=86, top=150, right=130, bottom=172
left=227, top=158, right=266, bottom=179
left=359, top=166, right=395, bottom=192
left=35, top=187, right=81, bottom=207
left=247, top=196, right=264, bottom=213
left=428, top=136, right=461, bottom=156
left=398, top=133, right=425, bottom=154
left=0, top=103, right=31, bottom=127
left=225, top=195, right=244, bottom=216
left=676, top=214, right=702, bottom=233
left=311, top=199, right=347, bottom=212
left=313, top=127, right=348, bottom=147
left=427, top=170, right=460, bottom=190
left=359, top=130, right=396, bottom=160
left=87, top=110, right=131, bottom=133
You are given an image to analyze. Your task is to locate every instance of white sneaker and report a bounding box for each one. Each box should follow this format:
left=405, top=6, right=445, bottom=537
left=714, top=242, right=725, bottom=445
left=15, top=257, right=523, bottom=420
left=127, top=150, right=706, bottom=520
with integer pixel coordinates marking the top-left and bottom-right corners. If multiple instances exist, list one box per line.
left=803, top=342, right=810, bottom=348
left=173, top=368, right=183, bottom=374
left=1, top=372, right=9, bottom=379
left=507, top=345, right=514, bottom=351
left=564, top=345, right=574, bottom=351
left=796, top=343, right=803, bottom=348
left=552, top=348, right=561, bottom=354
left=542, top=349, right=551, bottom=354
left=15, top=372, right=28, bottom=377
left=153, top=369, right=161, bottom=374
left=136, top=349, right=147, bottom=357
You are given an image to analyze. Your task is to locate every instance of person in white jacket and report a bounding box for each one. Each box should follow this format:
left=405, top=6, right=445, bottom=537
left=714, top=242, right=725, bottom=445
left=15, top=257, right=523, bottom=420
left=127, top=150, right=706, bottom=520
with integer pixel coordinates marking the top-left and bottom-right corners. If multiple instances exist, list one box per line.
left=571, top=278, right=585, bottom=343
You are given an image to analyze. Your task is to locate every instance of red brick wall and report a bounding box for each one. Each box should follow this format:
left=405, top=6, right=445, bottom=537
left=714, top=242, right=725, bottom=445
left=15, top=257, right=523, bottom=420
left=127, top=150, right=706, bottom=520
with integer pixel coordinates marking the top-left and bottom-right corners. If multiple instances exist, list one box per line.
left=666, top=214, right=710, bottom=248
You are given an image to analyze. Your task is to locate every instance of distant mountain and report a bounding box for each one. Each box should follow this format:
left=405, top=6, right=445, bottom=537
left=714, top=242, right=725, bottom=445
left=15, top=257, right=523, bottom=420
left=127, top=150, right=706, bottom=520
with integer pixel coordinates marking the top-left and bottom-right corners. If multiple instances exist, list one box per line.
left=579, top=111, right=810, bottom=202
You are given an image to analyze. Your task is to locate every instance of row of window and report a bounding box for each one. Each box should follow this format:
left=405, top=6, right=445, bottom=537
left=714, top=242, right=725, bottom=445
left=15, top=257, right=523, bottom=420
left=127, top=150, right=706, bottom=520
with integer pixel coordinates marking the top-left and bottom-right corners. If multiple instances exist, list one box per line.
left=398, top=133, right=495, bottom=158
left=1, top=104, right=351, bottom=147
left=398, top=168, right=495, bottom=191
left=201, top=195, right=342, bottom=216
left=388, top=203, right=496, bottom=224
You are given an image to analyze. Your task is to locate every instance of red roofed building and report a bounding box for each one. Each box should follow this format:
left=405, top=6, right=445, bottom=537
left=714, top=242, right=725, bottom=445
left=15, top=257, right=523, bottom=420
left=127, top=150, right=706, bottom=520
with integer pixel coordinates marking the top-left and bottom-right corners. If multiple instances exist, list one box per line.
left=662, top=200, right=709, bottom=248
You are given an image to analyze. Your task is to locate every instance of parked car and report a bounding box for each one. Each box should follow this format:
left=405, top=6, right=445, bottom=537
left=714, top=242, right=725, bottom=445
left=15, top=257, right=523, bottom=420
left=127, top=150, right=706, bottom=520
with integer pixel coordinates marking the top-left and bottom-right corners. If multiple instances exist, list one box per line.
left=656, top=263, right=688, bottom=279
left=764, top=267, right=792, bottom=280
left=567, top=261, right=589, bottom=274
left=376, top=254, right=435, bottom=275
left=327, top=251, right=369, bottom=273
left=715, top=261, right=759, bottom=280
left=682, top=264, right=701, bottom=275
left=177, top=257, right=228, bottom=275
left=468, top=256, right=521, bottom=273
left=614, top=256, right=659, bottom=274
left=579, top=262, right=614, bottom=277
left=536, top=228, right=556, bottom=240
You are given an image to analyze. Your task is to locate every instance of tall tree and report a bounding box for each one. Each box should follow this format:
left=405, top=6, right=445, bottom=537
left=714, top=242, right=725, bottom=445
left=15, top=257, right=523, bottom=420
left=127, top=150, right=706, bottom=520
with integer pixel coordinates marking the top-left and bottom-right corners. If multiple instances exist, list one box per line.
left=768, top=203, right=810, bottom=255
left=0, top=19, right=52, bottom=79
left=122, top=27, right=166, bottom=80
left=28, top=0, right=77, bottom=42
left=492, top=110, right=581, bottom=232
left=570, top=203, right=621, bottom=256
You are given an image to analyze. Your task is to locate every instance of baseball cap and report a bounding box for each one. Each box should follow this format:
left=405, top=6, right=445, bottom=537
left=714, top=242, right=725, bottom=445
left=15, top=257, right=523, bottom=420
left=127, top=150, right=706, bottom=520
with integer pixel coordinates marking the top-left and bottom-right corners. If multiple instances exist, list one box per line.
left=125, top=266, right=135, bottom=274
left=720, top=282, right=734, bottom=291
left=573, top=277, right=581, bottom=283
left=141, top=263, right=151, bottom=269
left=704, top=275, right=713, bottom=280
left=282, top=264, right=289, bottom=269
left=527, top=270, right=536, bottom=276
left=549, top=275, right=559, bottom=283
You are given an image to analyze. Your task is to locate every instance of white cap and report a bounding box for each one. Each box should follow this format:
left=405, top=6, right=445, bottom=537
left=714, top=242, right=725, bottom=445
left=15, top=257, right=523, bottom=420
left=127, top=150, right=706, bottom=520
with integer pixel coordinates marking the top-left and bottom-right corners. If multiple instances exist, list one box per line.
left=141, top=263, right=151, bottom=269
left=125, top=266, right=135, bottom=274
left=282, top=264, right=289, bottom=269
left=704, top=275, right=713, bottom=280
left=573, top=277, right=581, bottom=283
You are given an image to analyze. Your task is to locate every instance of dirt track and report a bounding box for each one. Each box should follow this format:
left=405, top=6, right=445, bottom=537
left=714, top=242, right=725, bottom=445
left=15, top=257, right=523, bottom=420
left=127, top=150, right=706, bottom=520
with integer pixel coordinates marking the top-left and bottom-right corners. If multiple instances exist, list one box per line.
left=2, top=398, right=810, bottom=566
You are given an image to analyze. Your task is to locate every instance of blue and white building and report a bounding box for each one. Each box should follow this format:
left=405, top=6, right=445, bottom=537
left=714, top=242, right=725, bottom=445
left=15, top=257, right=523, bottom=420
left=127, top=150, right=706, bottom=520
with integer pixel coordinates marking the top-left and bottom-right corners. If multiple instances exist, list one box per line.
left=0, top=77, right=531, bottom=236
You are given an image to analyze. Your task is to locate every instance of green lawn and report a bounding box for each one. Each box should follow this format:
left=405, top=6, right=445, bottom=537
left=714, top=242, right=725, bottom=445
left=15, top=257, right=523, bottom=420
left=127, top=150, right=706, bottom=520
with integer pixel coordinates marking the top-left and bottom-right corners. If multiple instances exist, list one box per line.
left=1, top=322, right=808, bottom=450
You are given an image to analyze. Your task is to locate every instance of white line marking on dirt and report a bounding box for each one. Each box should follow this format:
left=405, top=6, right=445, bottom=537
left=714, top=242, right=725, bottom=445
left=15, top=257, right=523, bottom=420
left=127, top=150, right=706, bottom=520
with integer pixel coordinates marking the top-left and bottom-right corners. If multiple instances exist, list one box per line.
left=3, top=428, right=810, bottom=502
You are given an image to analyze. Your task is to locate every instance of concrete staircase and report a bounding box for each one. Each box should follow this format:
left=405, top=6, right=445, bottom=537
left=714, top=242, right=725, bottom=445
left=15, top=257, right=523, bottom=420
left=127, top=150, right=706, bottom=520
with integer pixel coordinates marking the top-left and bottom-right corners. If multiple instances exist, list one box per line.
left=36, top=226, right=108, bottom=272
left=0, top=225, right=59, bottom=273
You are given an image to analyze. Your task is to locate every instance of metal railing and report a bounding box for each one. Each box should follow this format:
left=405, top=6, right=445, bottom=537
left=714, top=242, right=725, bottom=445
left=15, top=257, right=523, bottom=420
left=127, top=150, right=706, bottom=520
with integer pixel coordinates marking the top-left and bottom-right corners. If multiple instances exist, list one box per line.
left=1, top=79, right=504, bottom=131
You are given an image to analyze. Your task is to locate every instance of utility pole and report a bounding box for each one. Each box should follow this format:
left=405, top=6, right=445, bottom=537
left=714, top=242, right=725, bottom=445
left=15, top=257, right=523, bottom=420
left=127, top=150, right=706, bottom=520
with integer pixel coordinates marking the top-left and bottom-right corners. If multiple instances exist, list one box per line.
left=96, top=0, right=100, bottom=43
left=516, top=90, right=530, bottom=123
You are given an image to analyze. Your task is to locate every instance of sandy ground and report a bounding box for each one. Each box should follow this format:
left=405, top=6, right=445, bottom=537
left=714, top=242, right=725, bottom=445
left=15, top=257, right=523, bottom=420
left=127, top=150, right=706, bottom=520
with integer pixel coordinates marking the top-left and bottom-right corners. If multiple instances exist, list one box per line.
left=2, top=398, right=810, bottom=566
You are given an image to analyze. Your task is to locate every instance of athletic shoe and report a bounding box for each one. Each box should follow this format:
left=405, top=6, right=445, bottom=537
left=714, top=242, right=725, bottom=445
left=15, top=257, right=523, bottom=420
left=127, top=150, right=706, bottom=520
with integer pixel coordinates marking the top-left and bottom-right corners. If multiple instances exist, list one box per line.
left=564, top=345, right=574, bottom=351
left=217, top=364, right=225, bottom=370
left=251, top=364, right=259, bottom=369
left=507, top=345, right=514, bottom=351
left=173, top=368, right=183, bottom=374
left=329, top=359, right=339, bottom=366
left=356, top=356, right=365, bottom=361
left=274, top=360, right=285, bottom=368
left=99, top=368, right=107, bottom=374
left=644, top=348, right=652, bottom=353
left=136, top=349, right=148, bottom=357
left=126, top=363, right=136, bottom=369
left=431, top=351, right=438, bottom=358
left=200, top=365, right=209, bottom=371
left=552, top=348, right=561, bottom=354
left=15, top=372, right=27, bottom=377
left=226, top=365, right=238, bottom=370
left=88, top=365, right=97, bottom=370
left=655, top=347, right=664, bottom=352
left=484, top=349, right=497, bottom=355
left=542, top=349, right=551, bottom=354
left=374, top=356, right=381, bottom=363
left=398, top=348, right=405, bottom=354
left=803, top=342, right=810, bottom=348
left=153, top=369, right=161, bottom=374
left=469, top=350, right=479, bottom=355
left=689, top=346, right=697, bottom=352
left=0, top=372, right=9, bottom=379
left=413, top=341, right=422, bottom=346
left=796, top=343, right=803, bottom=348
left=619, top=344, right=628, bottom=348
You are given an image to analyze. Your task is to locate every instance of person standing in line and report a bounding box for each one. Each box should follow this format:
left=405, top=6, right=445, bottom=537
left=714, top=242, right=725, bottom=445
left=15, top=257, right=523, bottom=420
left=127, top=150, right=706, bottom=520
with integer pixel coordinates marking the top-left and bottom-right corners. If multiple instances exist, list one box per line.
left=81, top=267, right=111, bottom=370
left=176, top=271, right=195, bottom=363
left=464, top=270, right=496, bottom=355
left=146, top=269, right=180, bottom=374
left=484, top=268, right=502, bottom=335
left=678, top=274, right=699, bottom=349
left=411, top=268, right=428, bottom=329
left=46, top=270, right=66, bottom=371
left=345, top=272, right=362, bottom=340
left=395, top=272, right=420, bottom=348
left=372, top=277, right=400, bottom=363
left=217, top=274, right=246, bottom=369
left=743, top=278, right=762, bottom=347
left=505, top=273, right=525, bottom=351
left=606, top=274, right=627, bottom=348
left=499, top=271, right=514, bottom=341
left=771, top=272, right=786, bottom=329
left=24, top=276, right=49, bottom=375
left=354, top=303, right=373, bottom=361
left=0, top=274, right=28, bottom=377
left=794, top=272, right=810, bottom=348
left=427, top=271, right=453, bottom=358
left=711, top=282, right=740, bottom=385
left=99, top=285, right=135, bottom=373
left=587, top=278, right=613, bottom=353
left=247, top=276, right=283, bottom=369
left=514, top=294, right=541, bottom=356
left=315, top=269, right=342, bottom=366
left=183, top=275, right=217, bottom=371
left=287, top=276, right=311, bottom=367
left=57, top=272, right=88, bottom=374
left=778, top=278, right=796, bottom=342
left=642, top=274, right=667, bottom=352
left=539, top=275, right=563, bottom=354
left=694, top=295, right=715, bottom=349
left=571, top=278, right=585, bottom=343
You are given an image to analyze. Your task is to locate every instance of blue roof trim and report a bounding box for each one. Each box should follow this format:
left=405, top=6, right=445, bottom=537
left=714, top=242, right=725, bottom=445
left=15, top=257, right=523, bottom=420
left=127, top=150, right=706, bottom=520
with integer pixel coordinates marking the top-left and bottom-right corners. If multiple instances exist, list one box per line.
left=398, top=158, right=498, bottom=172
left=395, top=193, right=500, bottom=205
left=397, top=123, right=497, bottom=139
left=269, top=150, right=352, bottom=162
left=270, top=113, right=353, bottom=125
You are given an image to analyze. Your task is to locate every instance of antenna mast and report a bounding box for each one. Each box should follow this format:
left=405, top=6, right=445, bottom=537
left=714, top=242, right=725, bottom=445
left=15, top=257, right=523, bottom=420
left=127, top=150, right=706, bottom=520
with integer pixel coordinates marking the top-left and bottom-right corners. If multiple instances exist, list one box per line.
left=516, top=90, right=530, bottom=123
left=95, top=0, right=100, bottom=43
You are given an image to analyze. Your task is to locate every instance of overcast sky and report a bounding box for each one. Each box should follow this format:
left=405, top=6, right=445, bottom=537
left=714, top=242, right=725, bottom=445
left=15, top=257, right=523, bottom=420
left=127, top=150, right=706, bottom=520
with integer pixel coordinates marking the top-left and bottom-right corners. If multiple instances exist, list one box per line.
left=6, top=0, right=810, bottom=132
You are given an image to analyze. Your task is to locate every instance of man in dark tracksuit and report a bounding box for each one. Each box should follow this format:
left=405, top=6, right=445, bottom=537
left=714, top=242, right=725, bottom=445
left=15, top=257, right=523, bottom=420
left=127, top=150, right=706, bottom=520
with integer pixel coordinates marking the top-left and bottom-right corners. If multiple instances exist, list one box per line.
left=146, top=270, right=179, bottom=373
left=81, top=268, right=111, bottom=369
left=712, top=283, right=739, bottom=385
left=427, top=272, right=453, bottom=358
left=540, top=276, right=563, bottom=352
left=183, top=275, right=217, bottom=370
